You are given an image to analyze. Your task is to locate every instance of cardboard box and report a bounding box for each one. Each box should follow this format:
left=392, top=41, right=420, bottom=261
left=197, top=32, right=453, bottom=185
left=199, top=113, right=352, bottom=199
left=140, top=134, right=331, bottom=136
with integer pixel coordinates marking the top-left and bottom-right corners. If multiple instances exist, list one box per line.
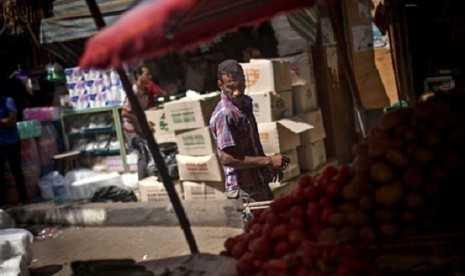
left=292, top=84, right=318, bottom=114
left=240, top=59, right=291, bottom=93
left=164, top=92, right=220, bottom=131
left=277, top=52, right=316, bottom=86
left=298, top=139, right=327, bottom=171
left=279, top=90, right=294, bottom=118
left=176, top=154, right=224, bottom=182
left=182, top=181, right=227, bottom=200
left=175, top=127, right=216, bottom=156
left=248, top=91, right=287, bottom=123
left=266, top=148, right=300, bottom=182
left=145, top=108, right=176, bottom=144
left=295, top=109, right=326, bottom=143
left=138, top=176, right=183, bottom=202
left=258, top=119, right=304, bottom=153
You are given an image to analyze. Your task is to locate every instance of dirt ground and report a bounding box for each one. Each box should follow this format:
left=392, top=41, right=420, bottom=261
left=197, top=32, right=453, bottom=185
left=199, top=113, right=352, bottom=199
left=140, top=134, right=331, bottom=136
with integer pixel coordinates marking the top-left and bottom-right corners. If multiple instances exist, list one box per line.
left=28, top=225, right=242, bottom=276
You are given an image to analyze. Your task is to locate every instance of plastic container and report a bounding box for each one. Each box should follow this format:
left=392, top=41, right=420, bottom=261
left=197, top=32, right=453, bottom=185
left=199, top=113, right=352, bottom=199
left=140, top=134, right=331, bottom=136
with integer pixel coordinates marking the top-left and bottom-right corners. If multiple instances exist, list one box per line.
left=16, top=121, right=41, bottom=139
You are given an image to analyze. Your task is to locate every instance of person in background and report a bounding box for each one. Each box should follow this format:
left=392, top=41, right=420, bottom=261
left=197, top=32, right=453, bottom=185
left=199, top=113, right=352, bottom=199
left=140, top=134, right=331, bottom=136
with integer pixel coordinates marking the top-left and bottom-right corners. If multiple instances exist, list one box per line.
left=136, top=66, right=167, bottom=108
left=209, top=59, right=290, bottom=223
left=122, top=74, right=157, bottom=180
left=0, top=83, right=29, bottom=205
left=242, top=47, right=263, bottom=62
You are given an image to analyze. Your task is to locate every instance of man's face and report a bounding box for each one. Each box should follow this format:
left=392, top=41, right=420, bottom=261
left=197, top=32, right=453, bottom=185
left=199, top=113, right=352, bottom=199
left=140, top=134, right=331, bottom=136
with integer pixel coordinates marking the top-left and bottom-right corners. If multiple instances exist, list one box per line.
left=218, top=73, right=246, bottom=102
left=141, top=67, right=152, bottom=79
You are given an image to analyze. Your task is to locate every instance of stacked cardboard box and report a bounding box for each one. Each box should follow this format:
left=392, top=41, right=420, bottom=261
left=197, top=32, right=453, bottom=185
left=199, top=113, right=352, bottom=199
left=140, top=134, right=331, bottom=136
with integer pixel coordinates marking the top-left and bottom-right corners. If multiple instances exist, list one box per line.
left=162, top=92, right=226, bottom=200
left=279, top=52, right=328, bottom=172
left=242, top=54, right=328, bottom=181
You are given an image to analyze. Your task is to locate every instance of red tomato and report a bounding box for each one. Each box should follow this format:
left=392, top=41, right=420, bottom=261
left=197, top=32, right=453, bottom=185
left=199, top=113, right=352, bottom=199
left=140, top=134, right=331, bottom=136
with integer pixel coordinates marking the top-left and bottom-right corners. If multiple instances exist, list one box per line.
left=305, top=203, right=322, bottom=223
left=249, top=223, right=263, bottom=238
left=289, top=205, right=304, bottom=218
left=270, top=196, right=293, bottom=213
left=325, top=182, right=343, bottom=199
left=266, top=211, right=283, bottom=225
left=288, top=229, right=306, bottom=248
left=321, top=208, right=335, bottom=224
left=289, top=217, right=305, bottom=231
left=271, top=223, right=290, bottom=241
left=262, top=223, right=274, bottom=237
left=274, top=240, right=292, bottom=257
left=298, top=174, right=313, bottom=188
left=249, top=236, right=272, bottom=260
left=323, top=165, right=339, bottom=178
left=309, top=224, right=324, bottom=239
left=304, top=185, right=321, bottom=201
left=231, top=240, right=248, bottom=259
left=291, top=188, right=306, bottom=204
left=224, top=236, right=238, bottom=252
left=236, top=252, right=257, bottom=275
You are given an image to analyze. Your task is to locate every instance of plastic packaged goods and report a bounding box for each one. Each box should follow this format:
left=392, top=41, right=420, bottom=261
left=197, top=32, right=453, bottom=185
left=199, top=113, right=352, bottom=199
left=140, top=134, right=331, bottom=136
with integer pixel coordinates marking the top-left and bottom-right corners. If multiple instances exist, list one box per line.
left=67, top=171, right=123, bottom=201
left=0, top=210, right=15, bottom=229
left=0, top=228, right=34, bottom=264
left=0, top=255, right=29, bottom=276
left=39, top=171, right=69, bottom=203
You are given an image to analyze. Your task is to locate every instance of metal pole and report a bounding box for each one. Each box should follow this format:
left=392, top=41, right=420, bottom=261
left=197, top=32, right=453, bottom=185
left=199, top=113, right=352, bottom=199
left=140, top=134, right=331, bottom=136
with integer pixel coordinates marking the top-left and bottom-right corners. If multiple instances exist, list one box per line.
left=84, top=0, right=199, bottom=254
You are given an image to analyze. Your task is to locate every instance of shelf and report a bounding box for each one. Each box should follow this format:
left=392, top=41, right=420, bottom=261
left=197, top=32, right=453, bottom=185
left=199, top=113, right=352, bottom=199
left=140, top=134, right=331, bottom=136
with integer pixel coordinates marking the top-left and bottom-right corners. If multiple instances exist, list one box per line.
left=79, top=149, right=121, bottom=155
left=67, top=127, right=116, bottom=135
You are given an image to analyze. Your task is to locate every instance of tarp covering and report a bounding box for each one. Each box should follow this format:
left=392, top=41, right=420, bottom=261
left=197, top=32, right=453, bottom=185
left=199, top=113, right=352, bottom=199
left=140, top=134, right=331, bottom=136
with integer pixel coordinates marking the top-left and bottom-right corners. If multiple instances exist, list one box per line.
left=40, top=0, right=137, bottom=44
left=286, top=6, right=320, bottom=45
left=79, top=0, right=318, bottom=69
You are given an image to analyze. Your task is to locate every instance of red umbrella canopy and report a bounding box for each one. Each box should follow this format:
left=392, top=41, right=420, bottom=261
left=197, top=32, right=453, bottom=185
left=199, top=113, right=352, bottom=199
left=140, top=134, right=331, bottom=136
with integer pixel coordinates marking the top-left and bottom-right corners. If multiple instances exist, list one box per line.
left=79, top=0, right=317, bottom=69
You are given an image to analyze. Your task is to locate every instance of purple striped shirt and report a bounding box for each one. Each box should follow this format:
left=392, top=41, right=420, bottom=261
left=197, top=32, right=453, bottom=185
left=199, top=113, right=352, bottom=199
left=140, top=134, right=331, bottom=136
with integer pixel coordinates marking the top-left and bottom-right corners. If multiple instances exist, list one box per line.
left=209, top=93, right=272, bottom=193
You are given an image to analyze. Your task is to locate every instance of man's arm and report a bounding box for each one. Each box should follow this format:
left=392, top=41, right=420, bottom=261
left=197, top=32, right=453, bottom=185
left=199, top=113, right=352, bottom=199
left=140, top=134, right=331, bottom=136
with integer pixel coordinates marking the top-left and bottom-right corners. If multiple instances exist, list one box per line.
left=220, top=146, right=290, bottom=170
left=0, top=111, right=17, bottom=128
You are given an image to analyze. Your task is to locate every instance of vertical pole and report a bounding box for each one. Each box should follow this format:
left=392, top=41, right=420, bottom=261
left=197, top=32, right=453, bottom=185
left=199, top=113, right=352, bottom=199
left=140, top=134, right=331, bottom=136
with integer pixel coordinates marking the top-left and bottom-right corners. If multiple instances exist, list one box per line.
left=84, top=0, right=199, bottom=254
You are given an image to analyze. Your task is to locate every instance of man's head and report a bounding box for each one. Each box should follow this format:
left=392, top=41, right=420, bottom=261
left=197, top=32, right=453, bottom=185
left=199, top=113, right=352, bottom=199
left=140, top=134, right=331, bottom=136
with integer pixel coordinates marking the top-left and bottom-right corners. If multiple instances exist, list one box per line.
left=136, top=65, right=152, bottom=80
left=217, top=59, right=246, bottom=102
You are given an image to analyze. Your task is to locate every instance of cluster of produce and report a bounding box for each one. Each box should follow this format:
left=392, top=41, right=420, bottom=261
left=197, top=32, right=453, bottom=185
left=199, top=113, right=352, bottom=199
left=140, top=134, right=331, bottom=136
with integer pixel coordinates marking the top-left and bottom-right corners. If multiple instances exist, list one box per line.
left=351, top=91, right=465, bottom=236
left=222, top=90, right=465, bottom=274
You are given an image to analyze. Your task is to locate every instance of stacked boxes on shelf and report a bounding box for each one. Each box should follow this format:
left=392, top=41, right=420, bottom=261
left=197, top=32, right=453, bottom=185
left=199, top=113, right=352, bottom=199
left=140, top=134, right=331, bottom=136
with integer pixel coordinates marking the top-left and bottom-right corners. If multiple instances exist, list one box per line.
left=64, top=67, right=126, bottom=110
left=241, top=53, right=328, bottom=183
left=167, top=92, right=226, bottom=200
left=280, top=51, right=328, bottom=172
left=152, top=92, right=226, bottom=201
left=240, top=58, right=302, bottom=182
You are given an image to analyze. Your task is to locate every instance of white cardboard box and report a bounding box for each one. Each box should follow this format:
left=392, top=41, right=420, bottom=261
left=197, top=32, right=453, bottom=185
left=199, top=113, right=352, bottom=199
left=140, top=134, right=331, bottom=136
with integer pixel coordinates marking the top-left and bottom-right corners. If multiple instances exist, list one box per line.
left=298, top=139, right=327, bottom=171
left=292, top=83, right=318, bottom=114
left=240, top=59, right=291, bottom=93
left=138, top=176, right=183, bottom=202
left=257, top=119, right=305, bottom=153
left=279, top=90, right=294, bottom=118
left=277, top=52, right=316, bottom=86
left=182, top=181, right=226, bottom=200
left=248, top=91, right=287, bottom=123
left=176, top=154, right=224, bottom=182
left=164, top=92, right=220, bottom=131
left=175, top=127, right=216, bottom=156
left=145, top=108, right=176, bottom=144
left=295, top=109, right=327, bottom=143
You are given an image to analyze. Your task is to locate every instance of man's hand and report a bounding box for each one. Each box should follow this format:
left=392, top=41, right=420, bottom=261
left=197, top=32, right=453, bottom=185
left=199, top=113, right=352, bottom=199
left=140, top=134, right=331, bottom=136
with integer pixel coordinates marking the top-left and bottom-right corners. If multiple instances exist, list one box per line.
left=269, top=154, right=290, bottom=171
left=148, top=121, right=155, bottom=133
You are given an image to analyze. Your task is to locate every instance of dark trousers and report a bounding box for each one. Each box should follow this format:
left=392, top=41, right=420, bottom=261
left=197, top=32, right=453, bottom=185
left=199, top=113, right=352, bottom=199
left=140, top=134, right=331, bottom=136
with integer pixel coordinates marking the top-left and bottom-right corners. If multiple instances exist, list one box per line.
left=0, top=141, right=28, bottom=204
left=131, top=135, right=157, bottom=180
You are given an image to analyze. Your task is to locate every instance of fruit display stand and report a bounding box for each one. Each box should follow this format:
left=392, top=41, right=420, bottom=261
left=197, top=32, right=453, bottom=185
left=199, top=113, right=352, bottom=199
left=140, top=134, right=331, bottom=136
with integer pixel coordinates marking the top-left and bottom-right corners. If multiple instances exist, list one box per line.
left=220, top=90, right=465, bottom=275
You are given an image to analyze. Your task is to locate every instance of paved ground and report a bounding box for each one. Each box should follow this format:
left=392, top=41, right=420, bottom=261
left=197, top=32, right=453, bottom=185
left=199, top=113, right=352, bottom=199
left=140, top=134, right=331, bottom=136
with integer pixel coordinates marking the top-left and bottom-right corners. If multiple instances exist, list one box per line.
left=28, top=225, right=242, bottom=276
